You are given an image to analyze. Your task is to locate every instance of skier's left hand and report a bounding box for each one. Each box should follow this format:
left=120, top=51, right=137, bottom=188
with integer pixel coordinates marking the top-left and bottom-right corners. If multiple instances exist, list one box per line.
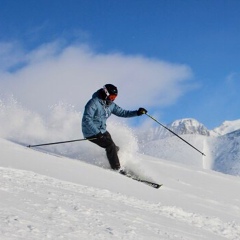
left=137, top=108, right=147, bottom=116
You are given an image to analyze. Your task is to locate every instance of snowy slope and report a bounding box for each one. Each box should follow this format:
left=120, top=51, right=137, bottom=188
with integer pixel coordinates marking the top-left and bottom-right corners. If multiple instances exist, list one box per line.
left=1, top=138, right=240, bottom=240
left=1, top=100, right=240, bottom=239
left=139, top=134, right=207, bottom=168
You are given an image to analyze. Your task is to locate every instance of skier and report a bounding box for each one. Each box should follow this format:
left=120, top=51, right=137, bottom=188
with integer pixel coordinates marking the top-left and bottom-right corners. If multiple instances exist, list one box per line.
left=82, top=84, right=147, bottom=173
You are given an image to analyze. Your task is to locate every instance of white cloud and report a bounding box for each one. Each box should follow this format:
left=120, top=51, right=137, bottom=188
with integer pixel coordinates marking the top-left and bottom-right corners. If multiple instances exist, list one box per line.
left=0, top=41, right=194, bottom=114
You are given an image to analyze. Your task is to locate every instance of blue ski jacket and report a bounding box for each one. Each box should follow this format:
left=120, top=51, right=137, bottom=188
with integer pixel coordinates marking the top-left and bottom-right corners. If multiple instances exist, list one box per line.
left=82, top=91, right=138, bottom=138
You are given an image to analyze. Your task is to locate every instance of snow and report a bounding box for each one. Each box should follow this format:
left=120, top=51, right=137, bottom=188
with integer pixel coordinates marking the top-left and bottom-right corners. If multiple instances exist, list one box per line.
left=169, top=118, right=210, bottom=136
left=1, top=100, right=240, bottom=239
left=1, top=138, right=240, bottom=240
left=211, top=119, right=240, bottom=136
left=138, top=118, right=240, bottom=177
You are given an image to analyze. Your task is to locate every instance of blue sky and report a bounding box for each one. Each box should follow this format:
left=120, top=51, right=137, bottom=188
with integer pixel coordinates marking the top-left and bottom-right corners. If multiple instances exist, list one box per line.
left=0, top=0, right=240, bottom=129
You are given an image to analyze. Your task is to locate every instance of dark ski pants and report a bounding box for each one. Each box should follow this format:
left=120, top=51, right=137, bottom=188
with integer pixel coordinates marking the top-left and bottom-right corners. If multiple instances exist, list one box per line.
left=88, top=131, right=120, bottom=170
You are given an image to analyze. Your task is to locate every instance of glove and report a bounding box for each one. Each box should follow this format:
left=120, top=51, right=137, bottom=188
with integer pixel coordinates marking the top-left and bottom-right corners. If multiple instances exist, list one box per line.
left=137, top=107, right=147, bottom=116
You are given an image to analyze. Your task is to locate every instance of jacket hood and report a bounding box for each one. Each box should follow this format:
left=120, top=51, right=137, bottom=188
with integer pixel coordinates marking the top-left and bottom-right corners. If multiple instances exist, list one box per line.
left=92, top=89, right=113, bottom=106
left=92, top=90, right=100, bottom=99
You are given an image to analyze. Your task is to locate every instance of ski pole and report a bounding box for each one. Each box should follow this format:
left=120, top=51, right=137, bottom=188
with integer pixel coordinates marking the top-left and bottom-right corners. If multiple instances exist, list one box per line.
left=145, top=113, right=206, bottom=156
left=27, top=137, right=97, bottom=148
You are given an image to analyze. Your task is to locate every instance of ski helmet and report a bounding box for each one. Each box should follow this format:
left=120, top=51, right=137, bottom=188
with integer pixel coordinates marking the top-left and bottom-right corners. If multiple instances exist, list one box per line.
left=102, top=84, right=118, bottom=101
left=103, top=84, right=118, bottom=95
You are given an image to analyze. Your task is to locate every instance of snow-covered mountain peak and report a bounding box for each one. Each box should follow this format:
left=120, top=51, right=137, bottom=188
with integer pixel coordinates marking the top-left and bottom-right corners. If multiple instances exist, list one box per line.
left=169, top=118, right=210, bottom=136
left=137, top=118, right=210, bottom=142
left=211, top=119, right=240, bottom=136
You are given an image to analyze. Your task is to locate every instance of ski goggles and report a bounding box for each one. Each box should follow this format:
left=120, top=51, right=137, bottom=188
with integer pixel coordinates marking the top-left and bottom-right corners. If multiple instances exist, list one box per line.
left=108, top=94, right=117, bottom=101
left=103, top=85, right=118, bottom=101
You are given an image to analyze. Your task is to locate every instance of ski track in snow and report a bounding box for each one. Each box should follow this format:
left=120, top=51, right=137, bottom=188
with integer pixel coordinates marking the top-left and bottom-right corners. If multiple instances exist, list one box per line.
left=1, top=167, right=240, bottom=240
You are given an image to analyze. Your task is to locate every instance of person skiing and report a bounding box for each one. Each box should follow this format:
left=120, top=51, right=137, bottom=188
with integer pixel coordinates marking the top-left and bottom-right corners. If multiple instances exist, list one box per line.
left=82, top=84, right=147, bottom=173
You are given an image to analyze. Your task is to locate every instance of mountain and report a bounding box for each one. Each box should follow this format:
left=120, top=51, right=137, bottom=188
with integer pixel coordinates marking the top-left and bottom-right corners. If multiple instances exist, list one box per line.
left=138, top=118, right=210, bottom=143
left=169, top=118, right=210, bottom=136
left=140, top=118, right=240, bottom=140
left=212, top=129, right=240, bottom=175
left=211, top=119, right=240, bottom=136
left=137, top=118, right=240, bottom=177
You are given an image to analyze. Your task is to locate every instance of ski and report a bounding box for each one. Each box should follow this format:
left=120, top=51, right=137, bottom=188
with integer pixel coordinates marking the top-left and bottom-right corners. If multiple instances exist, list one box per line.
left=129, top=176, right=162, bottom=189
left=137, top=179, right=162, bottom=189
left=120, top=171, right=162, bottom=189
